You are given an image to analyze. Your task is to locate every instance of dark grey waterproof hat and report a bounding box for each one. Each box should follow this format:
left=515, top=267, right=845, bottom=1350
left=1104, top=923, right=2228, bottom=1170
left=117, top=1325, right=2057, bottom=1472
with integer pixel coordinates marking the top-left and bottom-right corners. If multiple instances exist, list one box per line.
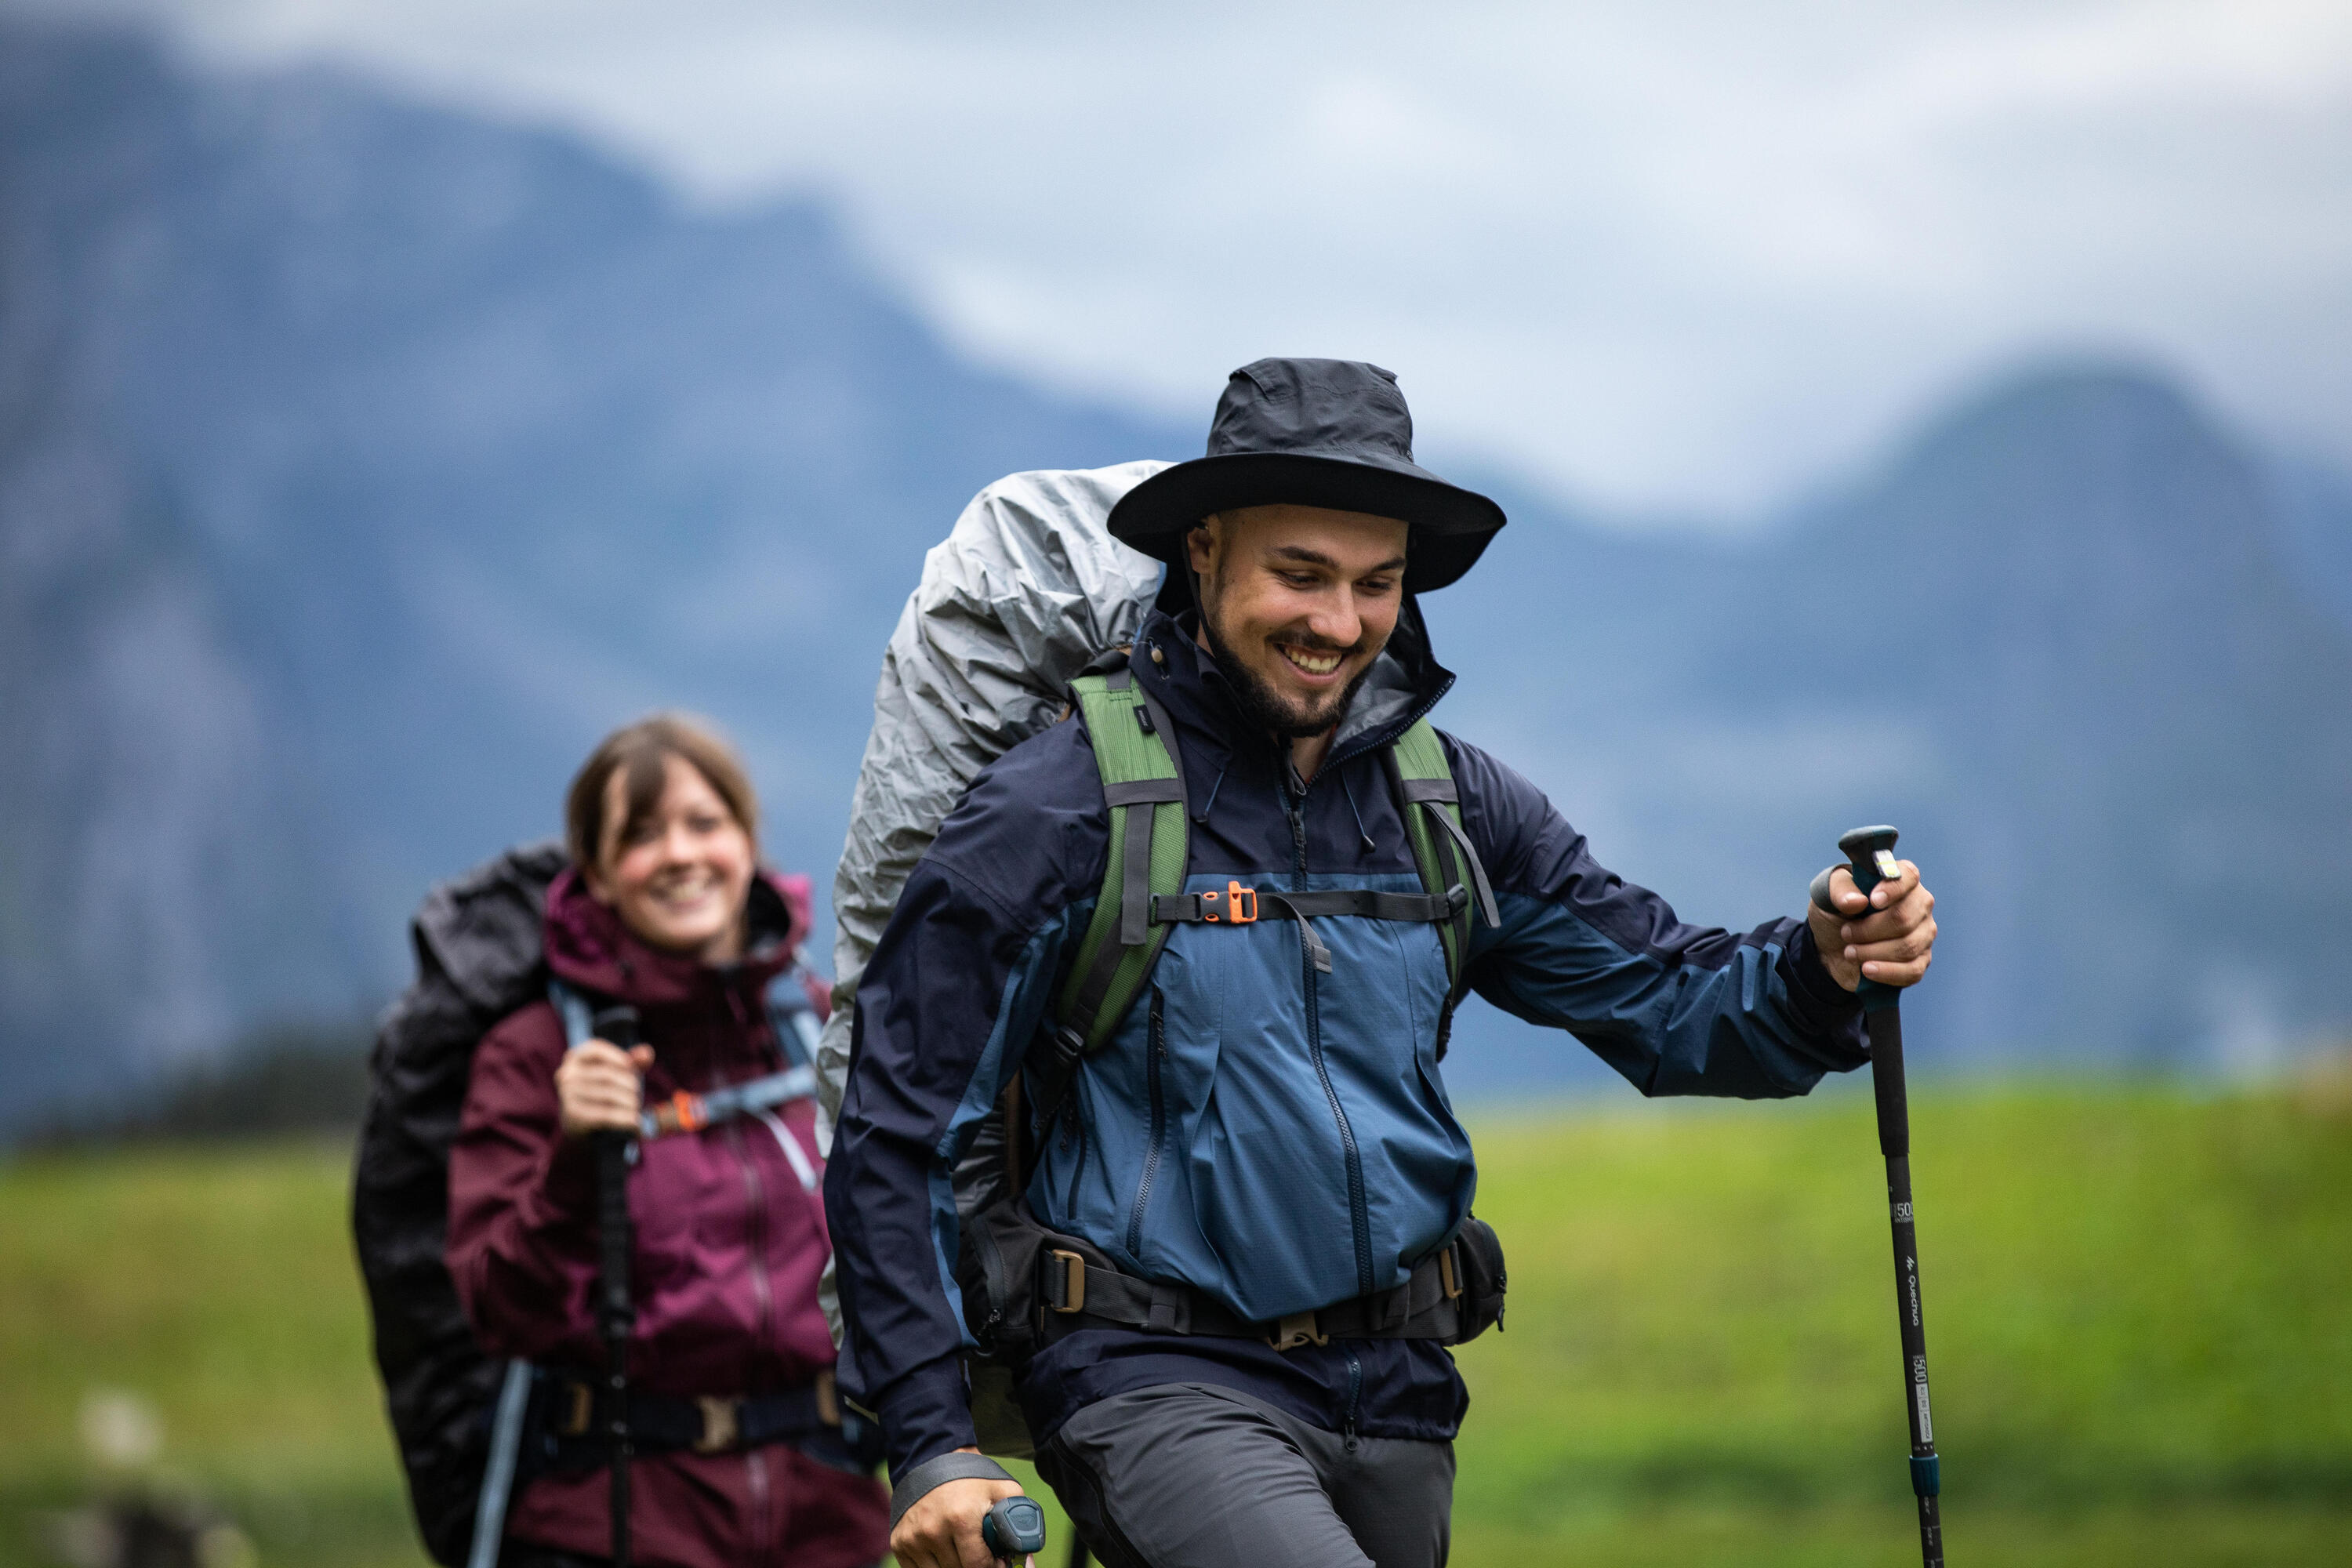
left=1108, top=358, right=1508, bottom=593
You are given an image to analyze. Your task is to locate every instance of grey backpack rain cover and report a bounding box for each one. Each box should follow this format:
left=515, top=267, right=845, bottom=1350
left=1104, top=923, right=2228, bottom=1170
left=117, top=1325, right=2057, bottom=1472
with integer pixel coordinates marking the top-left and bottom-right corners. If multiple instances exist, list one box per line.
left=813, top=461, right=1168, bottom=1330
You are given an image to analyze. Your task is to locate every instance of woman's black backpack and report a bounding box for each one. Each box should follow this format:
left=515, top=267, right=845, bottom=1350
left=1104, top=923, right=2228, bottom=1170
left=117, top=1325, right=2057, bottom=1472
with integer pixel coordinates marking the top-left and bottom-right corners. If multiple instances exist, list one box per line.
left=351, top=842, right=566, bottom=1566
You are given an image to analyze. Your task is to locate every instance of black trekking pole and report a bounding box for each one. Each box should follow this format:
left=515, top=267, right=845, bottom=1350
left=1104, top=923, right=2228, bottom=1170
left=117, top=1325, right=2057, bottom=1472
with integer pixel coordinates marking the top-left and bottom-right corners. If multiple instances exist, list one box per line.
left=590, top=1004, right=641, bottom=1568
left=1817, top=826, right=1944, bottom=1565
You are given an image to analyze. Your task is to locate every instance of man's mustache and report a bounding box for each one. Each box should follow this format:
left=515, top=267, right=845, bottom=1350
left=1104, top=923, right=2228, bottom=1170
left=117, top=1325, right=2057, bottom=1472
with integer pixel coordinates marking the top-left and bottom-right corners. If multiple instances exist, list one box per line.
left=1268, top=632, right=1367, bottom=658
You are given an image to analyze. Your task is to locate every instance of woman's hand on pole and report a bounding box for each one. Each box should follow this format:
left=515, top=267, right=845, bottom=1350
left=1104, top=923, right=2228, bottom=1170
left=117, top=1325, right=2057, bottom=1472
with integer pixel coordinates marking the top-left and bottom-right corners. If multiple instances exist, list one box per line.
left=557, top=1041, right=655, bottom=1138
left=1806, top=858, right=1937, bottom=993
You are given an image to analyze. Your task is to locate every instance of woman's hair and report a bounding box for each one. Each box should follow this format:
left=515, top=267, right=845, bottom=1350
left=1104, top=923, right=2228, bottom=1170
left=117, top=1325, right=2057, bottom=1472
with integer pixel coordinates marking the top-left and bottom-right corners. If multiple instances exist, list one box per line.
left=564, top=713, right=760, bottom=872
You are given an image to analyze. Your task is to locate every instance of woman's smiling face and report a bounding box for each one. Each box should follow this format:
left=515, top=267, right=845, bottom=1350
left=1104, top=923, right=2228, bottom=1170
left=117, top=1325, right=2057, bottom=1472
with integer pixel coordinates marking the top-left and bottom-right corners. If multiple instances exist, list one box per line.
left=585, top=752, right=756, bottom=963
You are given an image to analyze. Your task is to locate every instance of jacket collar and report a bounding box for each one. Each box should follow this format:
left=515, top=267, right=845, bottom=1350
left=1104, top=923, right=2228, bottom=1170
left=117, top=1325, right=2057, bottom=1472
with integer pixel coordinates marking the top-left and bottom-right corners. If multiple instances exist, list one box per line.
left=543, top=866, right=804, bottom=1007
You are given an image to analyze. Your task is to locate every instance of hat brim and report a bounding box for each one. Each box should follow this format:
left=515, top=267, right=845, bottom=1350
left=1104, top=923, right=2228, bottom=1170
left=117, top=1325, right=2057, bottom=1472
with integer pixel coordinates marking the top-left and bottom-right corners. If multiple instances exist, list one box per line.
left=1106, top=452, right=1506, bottom=593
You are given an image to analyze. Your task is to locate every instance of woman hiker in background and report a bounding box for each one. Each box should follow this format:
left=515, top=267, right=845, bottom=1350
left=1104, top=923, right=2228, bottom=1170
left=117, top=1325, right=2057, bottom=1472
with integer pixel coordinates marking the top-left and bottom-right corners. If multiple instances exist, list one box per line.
left=446, top=714, right=889, bottom=1568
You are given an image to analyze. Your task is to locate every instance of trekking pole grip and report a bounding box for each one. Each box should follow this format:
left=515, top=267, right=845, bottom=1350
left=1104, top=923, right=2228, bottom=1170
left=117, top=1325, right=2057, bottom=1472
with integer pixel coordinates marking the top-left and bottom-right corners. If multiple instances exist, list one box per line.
left=981, top=1496, right=1048, bottom=1563
left=1835, top=825, right=1903, bottom=1010
left=1827, top=826, right=1908, bottom=1158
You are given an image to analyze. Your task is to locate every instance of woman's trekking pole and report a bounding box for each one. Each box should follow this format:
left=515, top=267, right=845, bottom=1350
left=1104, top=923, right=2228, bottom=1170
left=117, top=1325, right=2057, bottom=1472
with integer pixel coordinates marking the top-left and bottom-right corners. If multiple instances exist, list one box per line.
left=1817, top=826, right=1944, bottom=1566
left=590, top=1004, right=641, bottom=1568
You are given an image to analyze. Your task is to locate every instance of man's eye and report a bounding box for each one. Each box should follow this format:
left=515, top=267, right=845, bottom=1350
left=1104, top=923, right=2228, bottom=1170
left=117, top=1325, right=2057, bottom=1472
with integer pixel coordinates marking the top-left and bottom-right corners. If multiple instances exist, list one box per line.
left=1279, top=572, right=1320, bottom=588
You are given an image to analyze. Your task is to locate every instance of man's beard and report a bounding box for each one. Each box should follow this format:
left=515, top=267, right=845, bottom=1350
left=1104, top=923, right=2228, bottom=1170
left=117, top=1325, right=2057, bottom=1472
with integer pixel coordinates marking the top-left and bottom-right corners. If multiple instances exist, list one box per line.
left=1200, top=601, right=1378, bottom=741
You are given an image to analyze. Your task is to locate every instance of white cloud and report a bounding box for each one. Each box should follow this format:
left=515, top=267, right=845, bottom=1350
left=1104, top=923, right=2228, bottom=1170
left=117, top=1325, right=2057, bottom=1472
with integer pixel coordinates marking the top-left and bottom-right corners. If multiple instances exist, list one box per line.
left=17, top=0, right=2352, bottom=514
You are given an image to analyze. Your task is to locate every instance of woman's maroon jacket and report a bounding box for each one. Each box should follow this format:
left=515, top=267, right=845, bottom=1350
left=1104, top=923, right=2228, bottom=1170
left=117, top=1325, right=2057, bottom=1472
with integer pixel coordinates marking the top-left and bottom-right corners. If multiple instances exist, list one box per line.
left=446, top=869, right=887, bottom=1568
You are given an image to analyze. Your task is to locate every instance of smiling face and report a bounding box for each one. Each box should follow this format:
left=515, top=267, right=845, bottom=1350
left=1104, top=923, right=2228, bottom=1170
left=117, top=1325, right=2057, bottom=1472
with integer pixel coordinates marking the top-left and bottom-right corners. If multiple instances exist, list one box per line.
left=1187, top=503, right=1410, bottom=741
left=583, top=753, right=757, bottom=963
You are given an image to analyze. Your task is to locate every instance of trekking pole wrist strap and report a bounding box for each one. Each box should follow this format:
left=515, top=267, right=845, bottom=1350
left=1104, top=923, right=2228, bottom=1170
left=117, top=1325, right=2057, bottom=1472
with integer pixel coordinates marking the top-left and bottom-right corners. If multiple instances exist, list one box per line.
left=889, top=1451, right=1015, bottom=1530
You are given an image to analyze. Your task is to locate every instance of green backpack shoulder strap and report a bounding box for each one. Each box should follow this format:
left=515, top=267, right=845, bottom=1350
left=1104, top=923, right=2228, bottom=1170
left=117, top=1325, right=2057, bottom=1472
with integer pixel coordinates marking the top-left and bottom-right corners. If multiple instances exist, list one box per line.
left=1052, top=664, right=1190, bottom=1056
left=1385, top=717, right=1501, bottom=1001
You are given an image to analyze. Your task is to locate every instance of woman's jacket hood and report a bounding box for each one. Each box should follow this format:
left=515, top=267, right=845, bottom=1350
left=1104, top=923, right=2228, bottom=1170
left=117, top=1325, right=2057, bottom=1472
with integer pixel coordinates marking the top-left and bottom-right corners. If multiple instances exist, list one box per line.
left=543, top=864, right=813, bottom=1009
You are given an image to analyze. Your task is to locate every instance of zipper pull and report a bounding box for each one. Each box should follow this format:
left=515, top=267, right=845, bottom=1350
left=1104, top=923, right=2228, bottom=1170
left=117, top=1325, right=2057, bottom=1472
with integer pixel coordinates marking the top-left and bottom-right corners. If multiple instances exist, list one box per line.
left=1343, top=1348, right=1363, bottom=1452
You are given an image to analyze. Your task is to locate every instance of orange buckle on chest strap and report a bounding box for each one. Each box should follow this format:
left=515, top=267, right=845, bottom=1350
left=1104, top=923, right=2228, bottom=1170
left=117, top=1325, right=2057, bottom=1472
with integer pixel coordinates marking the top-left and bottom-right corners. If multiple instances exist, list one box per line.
left=1200, top=880, right=1258, bottom=924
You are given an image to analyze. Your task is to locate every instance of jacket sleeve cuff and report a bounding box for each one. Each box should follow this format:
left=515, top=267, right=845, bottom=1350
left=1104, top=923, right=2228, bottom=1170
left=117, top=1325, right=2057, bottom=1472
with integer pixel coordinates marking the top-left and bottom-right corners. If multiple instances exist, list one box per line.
left=877, top=1357, right=982, bottom=1479
left=889, top=1452, right=1014, bottom=1529
left=1784, top=922, right=1867, bottom=1054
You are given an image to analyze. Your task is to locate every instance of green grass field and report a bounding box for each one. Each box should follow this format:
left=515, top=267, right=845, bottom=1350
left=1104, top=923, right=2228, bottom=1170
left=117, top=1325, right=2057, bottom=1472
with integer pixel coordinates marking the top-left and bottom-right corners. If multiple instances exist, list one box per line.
left=3, top=1084, right=2346, bottom=1566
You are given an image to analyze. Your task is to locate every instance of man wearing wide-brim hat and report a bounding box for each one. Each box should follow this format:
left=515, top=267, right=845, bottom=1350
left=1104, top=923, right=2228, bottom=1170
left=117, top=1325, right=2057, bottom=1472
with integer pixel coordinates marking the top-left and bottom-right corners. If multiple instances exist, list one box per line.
left=830, top=358, right=1939, bottom=1567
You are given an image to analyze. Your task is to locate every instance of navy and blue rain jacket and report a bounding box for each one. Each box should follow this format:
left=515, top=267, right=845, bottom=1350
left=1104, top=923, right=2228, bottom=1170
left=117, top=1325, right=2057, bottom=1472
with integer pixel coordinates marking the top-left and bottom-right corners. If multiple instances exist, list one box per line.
left=825, top=605, right=1867, bottom=1473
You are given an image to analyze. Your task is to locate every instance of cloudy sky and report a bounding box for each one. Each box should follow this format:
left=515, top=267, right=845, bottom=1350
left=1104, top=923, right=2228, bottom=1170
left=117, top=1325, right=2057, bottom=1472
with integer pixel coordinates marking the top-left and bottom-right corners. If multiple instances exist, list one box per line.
left=27, top=0, right=2352, bottom=517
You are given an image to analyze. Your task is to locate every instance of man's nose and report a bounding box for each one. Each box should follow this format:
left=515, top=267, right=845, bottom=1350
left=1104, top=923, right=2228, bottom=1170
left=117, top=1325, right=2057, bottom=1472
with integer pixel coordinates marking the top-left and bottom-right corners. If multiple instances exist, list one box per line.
left=1308, top=587, right=1362, bottom=648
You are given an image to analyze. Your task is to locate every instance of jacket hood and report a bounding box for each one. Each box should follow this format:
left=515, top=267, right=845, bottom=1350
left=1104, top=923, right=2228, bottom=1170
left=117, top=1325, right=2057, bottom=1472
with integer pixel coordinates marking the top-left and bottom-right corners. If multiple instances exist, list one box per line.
left=542, top=866, right=811, bottom=1007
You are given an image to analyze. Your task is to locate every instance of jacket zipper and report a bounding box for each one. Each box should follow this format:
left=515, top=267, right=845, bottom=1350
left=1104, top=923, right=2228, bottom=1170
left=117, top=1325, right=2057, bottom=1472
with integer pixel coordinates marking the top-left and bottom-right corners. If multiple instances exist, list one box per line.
left=1125, top=989, right=1167, bottom=1259
left=726, top=1120, right=777, bottom=1383
left=744, top=1443, right=771, bottom=1565
left=1287, top=781, right=1374, bottom=1298
left=1342, top=1345, right=1363, bottom=1453
left=969, top=1208, right=1011, bottom=1348
left=1063, top=1097, right=1089, bottom=1217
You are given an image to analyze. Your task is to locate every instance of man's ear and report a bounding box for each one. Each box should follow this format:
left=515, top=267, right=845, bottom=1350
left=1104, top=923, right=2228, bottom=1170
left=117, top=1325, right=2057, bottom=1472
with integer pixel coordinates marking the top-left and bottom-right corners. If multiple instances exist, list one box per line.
left=1185, top=514, right=1220, bottom=575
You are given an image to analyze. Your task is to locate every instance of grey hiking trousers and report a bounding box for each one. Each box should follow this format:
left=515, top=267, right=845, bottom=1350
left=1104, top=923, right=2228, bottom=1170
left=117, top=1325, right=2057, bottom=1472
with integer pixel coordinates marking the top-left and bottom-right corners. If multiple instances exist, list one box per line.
left=1033, top=1382, right=1454, bottom=1568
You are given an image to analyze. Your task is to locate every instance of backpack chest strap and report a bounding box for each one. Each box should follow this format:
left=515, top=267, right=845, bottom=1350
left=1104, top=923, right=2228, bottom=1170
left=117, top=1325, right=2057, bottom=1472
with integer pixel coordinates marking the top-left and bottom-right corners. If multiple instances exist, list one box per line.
left=1147, top=883, right=1469, bottom=976
left=1150, top=884, right=1466, bottom=926
left=550, top=977, right=819, bottom=1139
left=640, top=1066, right=818, bottom=1138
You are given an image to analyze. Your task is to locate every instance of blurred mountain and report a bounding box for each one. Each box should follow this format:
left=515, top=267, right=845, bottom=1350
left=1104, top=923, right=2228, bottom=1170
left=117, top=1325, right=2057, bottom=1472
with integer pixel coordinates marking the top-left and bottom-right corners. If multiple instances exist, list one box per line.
left=3, top=21, right=2349, bottom=1123
left=0, top=20, right=1181, bottom=1123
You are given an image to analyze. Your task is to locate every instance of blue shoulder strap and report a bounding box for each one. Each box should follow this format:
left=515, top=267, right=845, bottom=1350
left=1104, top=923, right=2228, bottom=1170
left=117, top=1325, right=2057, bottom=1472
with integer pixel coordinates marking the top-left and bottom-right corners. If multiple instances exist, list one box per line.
left=548, top=976, right=597, bottom=1052
left=472, top=976, right=597, bottom=1568
left=467, top=1360, right=535, bottom=1568
left=764, top=966, right=823, bottom=1072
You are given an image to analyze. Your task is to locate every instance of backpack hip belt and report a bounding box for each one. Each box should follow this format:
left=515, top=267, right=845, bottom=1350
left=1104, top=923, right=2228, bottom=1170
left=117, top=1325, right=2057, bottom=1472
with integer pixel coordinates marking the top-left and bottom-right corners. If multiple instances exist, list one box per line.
left=1034, top=1230, right=1482, bottom=1352
left=537, top=1369, right=884, bottom=1475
